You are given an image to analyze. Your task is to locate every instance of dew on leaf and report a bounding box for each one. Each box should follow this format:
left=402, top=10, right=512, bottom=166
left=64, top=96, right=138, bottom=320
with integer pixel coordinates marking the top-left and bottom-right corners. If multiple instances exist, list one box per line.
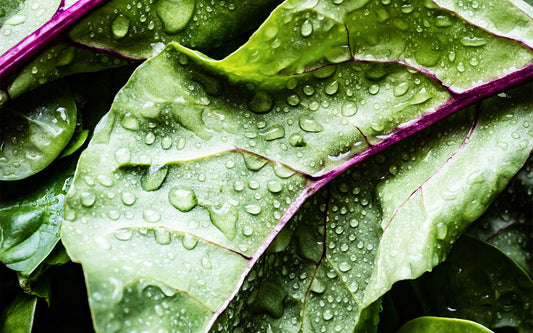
left=249, top=91, right=274, bottom=114
left=261, top=125, right=285, bottom=141
left=154, top=228, right=172, bottom=245
left=141, top=165, right=169, bottom=192
left=341, top=102, right=358, bottom=117
left=300, top=19, right=313, bottom=37
left=168, top=187, right=197, bottom=212
left=299, top=115, right=324, bottom=132
left=155, top=0, right=195, bottom=34
left=182, top=233, right=198, bottom=250
left=111, top=15, right=130, bottom=39
left=209, top=203, right=238, bottom=240
left=113, top=228, right=133, bottom=241
left=143, top=209, right=161, bottom=223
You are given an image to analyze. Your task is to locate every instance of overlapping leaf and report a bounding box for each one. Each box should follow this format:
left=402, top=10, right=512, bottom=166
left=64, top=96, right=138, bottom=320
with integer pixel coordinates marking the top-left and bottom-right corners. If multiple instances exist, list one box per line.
left=213, top=86, right=533, bottom=332
left=0, top=0, right=282, bottom=100
left=61, top=0, right=533, bottom=331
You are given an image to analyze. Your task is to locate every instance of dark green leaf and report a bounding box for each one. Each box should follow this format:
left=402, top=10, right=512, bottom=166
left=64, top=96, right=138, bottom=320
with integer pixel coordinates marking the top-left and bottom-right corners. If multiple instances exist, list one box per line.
left=0, top=294, right=37, bottom=333
left=0, top=83, right=77, bottom=180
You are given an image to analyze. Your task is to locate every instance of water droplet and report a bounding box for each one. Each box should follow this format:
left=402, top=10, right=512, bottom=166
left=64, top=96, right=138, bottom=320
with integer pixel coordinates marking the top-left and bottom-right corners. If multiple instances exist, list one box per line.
left=161, top=137, right=172, bottom=149
left=261, top=125, right=285, bottom=141
left=115, top=148, right=131, bottom=164
left=267, top=181, right=283, bottom=193
left=182, top=233, right=198, bottom=250
left=168, top=187, right=198, bottom=212
left=368, top=84, right=380, bottom=95
left=288, top=133, right=306, bottom=147
left=245, top=204, right=261, bottom=215
left=234, top=181, right=245, bottom=192
left=141, top=165, right=168, bottom=192
left=155, top=0, right=195, bottom=34
left=435, top=15, right=452, bottom=27
left=249, top=91, right=274, bottom=114
left=97, top=175, right=114, bottom=187
left=300, top=19, right=313, bottom=37
left=121, top=115, right=139, bottom=130
left=287, top=94, right=300, bottom=106
left=209, top=204, right=238, bottom=240
left=460, top=36, right=487, bottom=47
left=323, top=309, right=334, bottom=321
left=303, top=85, right=315, bottom=96
left=325, top=80, right=339, bottom=95
left=273, top=164, right=294, bottom=178
left=393, top=82, right=409, bottom=97
left=143, top=209, right=161, bottom=223
left=311, top=278, right=326, bottom=294
left=348, top=281, right=358, bottom=292
left=154, top=227, right=172, bottom=245
left=112, top=15, right=130, bottom=39
left=121, top=192, right=136, bottom=205
left=341, top=102, right=357, bottom=117
left=81, top=192, right=96, bottom=207
left=299, top=115, right=323, bottom=132
left=113, top=228, right=133, bottom=241
left=339, top=261, right=352, bottom=272
left=4, top=14, right=26, bottom=26
left=145, top=132, right=156, bottom=145
left=243, top=154, right=267, bottom=171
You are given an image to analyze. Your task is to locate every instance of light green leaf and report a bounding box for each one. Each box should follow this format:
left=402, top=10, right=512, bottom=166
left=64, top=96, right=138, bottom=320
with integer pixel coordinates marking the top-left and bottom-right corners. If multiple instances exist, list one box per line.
left=0, top=0, right=60, bottom=55
left=398, top=316, right=493, bottom=333
left=0, top=83, right=77, bottom=180
left=214, top=85, right=533, bottom=332
left=61, top=0, right=533, bottom=330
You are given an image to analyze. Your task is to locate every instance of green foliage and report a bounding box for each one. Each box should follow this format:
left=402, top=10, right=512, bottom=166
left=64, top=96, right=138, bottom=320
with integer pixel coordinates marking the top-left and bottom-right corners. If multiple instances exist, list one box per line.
left=0, top=0, right=532, bottom=331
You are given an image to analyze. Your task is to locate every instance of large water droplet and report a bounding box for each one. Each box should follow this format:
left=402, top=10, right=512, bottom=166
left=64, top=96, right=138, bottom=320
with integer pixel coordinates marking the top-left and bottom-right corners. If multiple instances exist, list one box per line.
left=143, top=209, right=161, bottom=223
left=81, top=192, right=96, bottom=207
left=341, top=102, right=357, bottom=117
left=112, top=15, right=130, bottom=39
left=209, top=203, right=238, bottom=240
left=182, top=233, right=198, bottom=250
left=261, top=125, right=285, bottom=141
left=288, top=133, right=306, bottom=147
left=168, top=187, right=197, bottom=212
left=300, top=19, right=313, bottom=37
left=141, top=165, right=168, bottom=192
left=299, top=115, right=323, bottom=132
left=243, top=154, right=268, bottom=171
left=245, top=204, right=261, bottom=215
left=460, top=36, right=487, bottom=47
left=154, top=227, right=172, bottom=245
left=156, top=0, right=195, bottom=34
left=267, top=181, right=283, bottom=193
left=310, top=278, right=326, bottom=294
left=121, top=192, right=136, bottom=205
left=113, top=228, right=133, bottom=241
left=249, top=91, right=274, bottom=114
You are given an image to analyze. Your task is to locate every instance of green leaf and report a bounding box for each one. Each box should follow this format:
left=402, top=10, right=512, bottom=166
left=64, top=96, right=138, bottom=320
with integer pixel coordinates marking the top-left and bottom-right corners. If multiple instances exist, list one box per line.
left=0, top=294, right=37, bottom=333
left=7, top=45, right=131, bottom=100
left=467, top=157, right=533, bottom=276
left=0, top=158, right=75, bottom=274
left=395, top=236, right=533, bottom=331
left=69, top=0, right=282, bottom=59
left=214, top=86, right=533, bottom=332
left=0, top=0, right=61, bottom=55
left=61, top=0, right=533, bottom=330
left=397, top=316, right=493, bottom=333
left=0, top=82, right=77, bottom=180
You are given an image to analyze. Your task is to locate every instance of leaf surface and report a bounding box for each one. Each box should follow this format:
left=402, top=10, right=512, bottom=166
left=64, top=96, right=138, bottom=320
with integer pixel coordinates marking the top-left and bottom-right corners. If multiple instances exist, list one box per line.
left=0, top=83, right=77, bottom=180
left=213, top=85, right=533, bottom=332
left=0, top=294, right=37, bottom=333
left=61, top=0, right=533, bottom=331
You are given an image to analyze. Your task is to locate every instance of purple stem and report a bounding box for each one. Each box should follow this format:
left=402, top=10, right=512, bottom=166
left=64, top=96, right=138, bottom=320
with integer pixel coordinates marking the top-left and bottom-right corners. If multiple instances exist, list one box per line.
left=0, top=0, right=109, bottom=83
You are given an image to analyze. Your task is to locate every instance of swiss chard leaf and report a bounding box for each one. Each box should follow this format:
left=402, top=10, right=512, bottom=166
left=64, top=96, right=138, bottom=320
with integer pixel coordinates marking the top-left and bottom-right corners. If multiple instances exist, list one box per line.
left=68, top=0, right=282, bottom=59
left=0, top=82, right=77, bottom=180
left=213, top=86, right=533, bottom=332
left=61, top=47, right=533, bottom=332
left=58, top=0, right=533, bottom=331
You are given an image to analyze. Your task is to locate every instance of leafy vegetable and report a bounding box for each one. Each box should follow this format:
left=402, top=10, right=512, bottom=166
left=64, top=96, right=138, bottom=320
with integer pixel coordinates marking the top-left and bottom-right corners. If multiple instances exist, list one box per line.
left=0, top=294, right=37, bottom=333
left=397, top=316, right=493, bottom=333
left=0, top=0, right=532, bottom=331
